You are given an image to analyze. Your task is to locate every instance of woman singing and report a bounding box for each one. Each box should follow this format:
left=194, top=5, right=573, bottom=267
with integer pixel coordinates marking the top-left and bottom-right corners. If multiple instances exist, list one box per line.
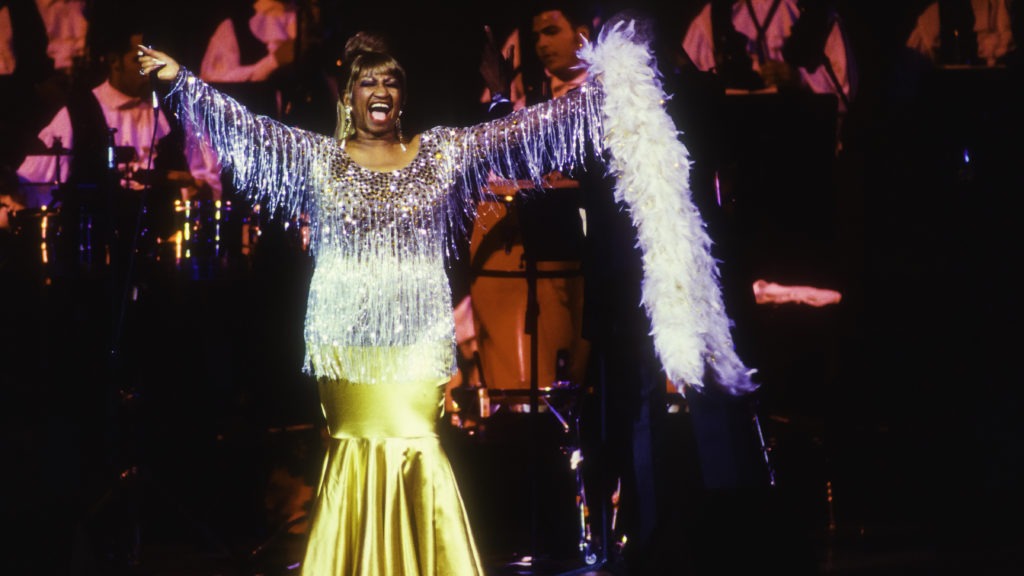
left=138, top=15, right=754, bottom=575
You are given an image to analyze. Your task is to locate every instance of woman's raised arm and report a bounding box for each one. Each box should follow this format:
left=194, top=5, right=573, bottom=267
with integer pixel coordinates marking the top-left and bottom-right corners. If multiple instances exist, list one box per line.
left=137, top=45, right=325, bottom=225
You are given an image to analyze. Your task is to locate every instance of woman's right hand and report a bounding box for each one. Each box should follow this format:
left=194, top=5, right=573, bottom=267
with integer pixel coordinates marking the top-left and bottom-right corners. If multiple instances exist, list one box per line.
left=479, top=25, right=513, bottom=97
left=137, top=45, right=180, bottom=82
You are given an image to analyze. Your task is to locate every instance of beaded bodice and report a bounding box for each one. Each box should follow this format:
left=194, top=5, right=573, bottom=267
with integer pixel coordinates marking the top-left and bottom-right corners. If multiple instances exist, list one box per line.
left=302, top=131, right=467, bottom=383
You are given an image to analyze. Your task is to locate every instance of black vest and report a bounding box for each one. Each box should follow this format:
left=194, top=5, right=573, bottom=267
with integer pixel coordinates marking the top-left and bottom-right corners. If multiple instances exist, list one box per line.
left=65, top=86, right=113, bottom=192
left=939, top=0, right=979, bottom=65
left=710, top=0, right=765, bottom=90
left=210, top=6, right=279, bottom=118
left=5, top=0, right=52, bottom=81
left=230, top=7, right=270, bottom=66
left=64, top=85, right=188, bottom=192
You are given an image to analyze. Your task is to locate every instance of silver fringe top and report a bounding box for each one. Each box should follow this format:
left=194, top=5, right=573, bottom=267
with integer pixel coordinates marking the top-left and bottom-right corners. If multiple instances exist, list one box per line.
left=167, top=68, right=604, bottom=384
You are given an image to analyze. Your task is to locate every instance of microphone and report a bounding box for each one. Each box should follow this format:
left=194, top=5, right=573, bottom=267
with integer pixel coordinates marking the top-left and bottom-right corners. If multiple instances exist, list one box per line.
left=144, top=45, right=164, bottom=110
left=149, top=70, right=160, bottom=110
left=107, top=128, right=119, bottom=170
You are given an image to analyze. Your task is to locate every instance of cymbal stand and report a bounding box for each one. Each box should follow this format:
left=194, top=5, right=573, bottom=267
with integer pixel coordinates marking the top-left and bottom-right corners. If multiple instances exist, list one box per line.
left=540, top=388, right=599, bottom=567
left=52, top=136, right=66, bottom=204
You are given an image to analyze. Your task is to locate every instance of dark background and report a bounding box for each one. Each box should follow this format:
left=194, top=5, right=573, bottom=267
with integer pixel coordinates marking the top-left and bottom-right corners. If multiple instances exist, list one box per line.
left=1, top=1, right=1022, bottom=574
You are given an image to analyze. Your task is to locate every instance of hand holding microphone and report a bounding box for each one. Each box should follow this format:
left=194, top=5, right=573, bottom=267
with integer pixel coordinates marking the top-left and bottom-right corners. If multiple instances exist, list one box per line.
left=136, top=45, right=180, bottom=82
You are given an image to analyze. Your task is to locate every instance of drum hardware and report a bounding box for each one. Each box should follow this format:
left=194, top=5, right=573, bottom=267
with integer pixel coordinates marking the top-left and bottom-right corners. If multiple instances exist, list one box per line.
left=241, top=203, right=265, bottom=257
left=162, top=198, right=238, bottom=279
left=452, top=382, right=598, bottom=567
left=24, top=136, right=75, bottom=157
left=459, top=188, right=597, bottom=567
left=9, top=191, right=115, bottom=274
left=110, top=145, right=138, bottom=167
left=462, top=383, right=579, bottom=420
left=237, top=204, right=312, bottom=257
left=20, top=137, right=73, bottom=209
left=752, top=408, right=775, bottom=488
left=126, top=167, right=177, bottom=187
left=16, top=135, right=142, bottom=275
left=451, top=381, right=598, bottom=567
left=8, top=206, right=50, bottom=258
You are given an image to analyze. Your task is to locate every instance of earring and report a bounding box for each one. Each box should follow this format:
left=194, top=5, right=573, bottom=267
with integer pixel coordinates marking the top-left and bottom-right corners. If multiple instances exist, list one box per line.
left=396, top=109, right=407, bottom=152
left=334, top=100, right=354, bottom=141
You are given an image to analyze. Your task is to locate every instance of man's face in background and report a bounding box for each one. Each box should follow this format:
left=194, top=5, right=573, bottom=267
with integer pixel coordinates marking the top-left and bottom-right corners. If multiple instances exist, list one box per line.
left=531, top=10, right=588, bottom=81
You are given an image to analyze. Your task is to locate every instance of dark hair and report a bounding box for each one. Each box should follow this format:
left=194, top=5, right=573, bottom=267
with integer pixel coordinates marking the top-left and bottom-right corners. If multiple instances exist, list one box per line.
left=527, top=0, right=595, bottom=30
left=339, top=31, right=407, bottom=108
left=88, top=11, right=149, bottom=64
left=516, top=0, right=597, bottom=105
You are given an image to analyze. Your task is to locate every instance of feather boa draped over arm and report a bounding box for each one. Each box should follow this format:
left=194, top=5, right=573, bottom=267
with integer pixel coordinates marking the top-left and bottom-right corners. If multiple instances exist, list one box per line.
left=582, top=20, right=757, bottom=395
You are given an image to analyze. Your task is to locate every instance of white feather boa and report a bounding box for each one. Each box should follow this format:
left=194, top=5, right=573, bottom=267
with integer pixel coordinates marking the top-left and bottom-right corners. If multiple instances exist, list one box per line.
left=580, top=21, right=757, bottom=394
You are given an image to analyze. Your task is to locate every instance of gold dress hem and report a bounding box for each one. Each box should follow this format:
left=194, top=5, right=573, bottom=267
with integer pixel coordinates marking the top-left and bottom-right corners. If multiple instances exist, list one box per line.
left=300, top=377, right=484, bottom=576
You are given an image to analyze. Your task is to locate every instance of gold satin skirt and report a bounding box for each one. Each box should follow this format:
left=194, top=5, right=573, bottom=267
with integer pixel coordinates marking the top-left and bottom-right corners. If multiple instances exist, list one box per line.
left=301, top=376, right=485, bottom=576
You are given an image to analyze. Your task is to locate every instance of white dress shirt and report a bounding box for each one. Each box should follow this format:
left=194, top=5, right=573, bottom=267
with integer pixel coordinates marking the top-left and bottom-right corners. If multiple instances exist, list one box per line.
left=35, top=0, right=87, bottom=72
left=0, top=1, right=87, bottom=75
left=906, top=0, right=1015, bottom=66
left=682, top=0, right=853, bottom=106
left=16, top=80, right=181, bottom=205
left=195, top=0, right=297, bottom=198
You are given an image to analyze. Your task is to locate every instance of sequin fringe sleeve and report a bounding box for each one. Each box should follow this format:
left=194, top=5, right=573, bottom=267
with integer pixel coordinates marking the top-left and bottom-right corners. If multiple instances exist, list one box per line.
left=165, top=67, right=326, bottom=224
left=436, top=82, right=605, bottom=220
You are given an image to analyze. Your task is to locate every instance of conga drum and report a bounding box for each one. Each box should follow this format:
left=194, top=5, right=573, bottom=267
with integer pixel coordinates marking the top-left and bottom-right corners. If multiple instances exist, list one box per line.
left=162, top=198, right=240, bottom=280
left=467, top=184, right=589, bottom=395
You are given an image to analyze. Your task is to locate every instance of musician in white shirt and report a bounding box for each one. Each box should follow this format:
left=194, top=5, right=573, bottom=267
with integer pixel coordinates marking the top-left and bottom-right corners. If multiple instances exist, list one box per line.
left=17, top=30, right=214, bottom=207
left=907, top=0, right=1016, bottom=67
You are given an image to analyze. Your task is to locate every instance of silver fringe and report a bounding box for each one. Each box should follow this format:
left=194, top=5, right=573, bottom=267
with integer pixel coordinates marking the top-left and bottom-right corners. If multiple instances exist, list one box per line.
left=166, top=68, right=604, bottom=385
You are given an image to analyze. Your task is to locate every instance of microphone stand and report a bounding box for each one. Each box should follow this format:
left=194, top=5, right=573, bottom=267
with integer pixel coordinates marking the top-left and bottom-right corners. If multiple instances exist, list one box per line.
left=99, top=76, right=236, bottom=573
left=103, top=84, right=160, bottom=570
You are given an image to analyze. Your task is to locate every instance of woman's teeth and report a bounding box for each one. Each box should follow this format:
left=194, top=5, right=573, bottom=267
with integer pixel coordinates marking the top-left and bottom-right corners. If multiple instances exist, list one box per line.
left=369, top=103, right=390, bottom=122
